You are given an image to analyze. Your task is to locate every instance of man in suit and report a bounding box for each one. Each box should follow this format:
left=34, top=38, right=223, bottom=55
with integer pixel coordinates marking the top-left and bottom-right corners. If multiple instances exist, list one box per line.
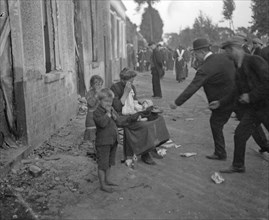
left=209, top=37, right=269, bottom=173
left=149, top=42, right=164, bottom=98
left=170, top=38, right=236, bottom=160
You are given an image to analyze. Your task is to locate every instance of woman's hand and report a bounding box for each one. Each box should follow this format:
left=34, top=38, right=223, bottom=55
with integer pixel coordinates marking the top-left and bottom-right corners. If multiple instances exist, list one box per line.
left=121, top=82, right=132, bottom=104
left=123, top=82, right=132, bottom=95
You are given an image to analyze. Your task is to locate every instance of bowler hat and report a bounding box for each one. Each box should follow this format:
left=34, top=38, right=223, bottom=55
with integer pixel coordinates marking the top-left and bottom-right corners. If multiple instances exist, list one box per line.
left=191, top=38, right=211, bottom=51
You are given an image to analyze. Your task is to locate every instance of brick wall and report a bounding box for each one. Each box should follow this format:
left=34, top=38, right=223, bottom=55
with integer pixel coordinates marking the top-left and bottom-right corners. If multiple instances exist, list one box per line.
left=24, top=72, right=77, bottom=147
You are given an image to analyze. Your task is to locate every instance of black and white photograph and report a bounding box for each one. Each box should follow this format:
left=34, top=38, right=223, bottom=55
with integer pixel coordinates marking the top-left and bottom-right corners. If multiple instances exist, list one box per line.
left=0, top=0, right=268, bottom=219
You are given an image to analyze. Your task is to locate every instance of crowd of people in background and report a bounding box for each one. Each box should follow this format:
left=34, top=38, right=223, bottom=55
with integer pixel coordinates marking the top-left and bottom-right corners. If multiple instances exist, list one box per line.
left=127, top=42, right=191, bottom=76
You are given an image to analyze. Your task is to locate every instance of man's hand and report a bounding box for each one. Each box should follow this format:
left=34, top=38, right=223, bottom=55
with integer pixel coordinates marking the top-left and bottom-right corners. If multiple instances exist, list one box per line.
left=209, top=101, right=220, bottom=110
left=239, top=93, right=250, bottom=104
left=170, top=103, right=177, bottom=110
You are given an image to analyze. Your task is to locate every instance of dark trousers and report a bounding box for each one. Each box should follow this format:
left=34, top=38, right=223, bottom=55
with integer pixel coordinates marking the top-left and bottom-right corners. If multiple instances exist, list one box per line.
left=233, top=107, right=269, bottom=168
left=151, top=67, right=162, bottom=97
left=123, top=131, right=133, bottom=158
left=210, top=109, right=233, bottom=158
left=235, top=107, right=268, bottom=150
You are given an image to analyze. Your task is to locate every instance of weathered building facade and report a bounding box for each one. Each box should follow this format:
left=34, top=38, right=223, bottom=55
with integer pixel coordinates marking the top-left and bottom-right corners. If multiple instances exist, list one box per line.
left=0, top=0, right=127, bottom=148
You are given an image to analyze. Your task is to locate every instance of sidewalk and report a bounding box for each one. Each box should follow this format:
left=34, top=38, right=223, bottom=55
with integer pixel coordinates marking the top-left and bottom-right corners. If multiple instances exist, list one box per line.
left=1, top=69, right=268, bottom=220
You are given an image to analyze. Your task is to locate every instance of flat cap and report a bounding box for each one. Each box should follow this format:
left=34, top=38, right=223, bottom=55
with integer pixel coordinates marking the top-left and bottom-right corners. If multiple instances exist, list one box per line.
left=221, top=36, right=245, bottom=49
left=252, top=37, right=263, bottom=45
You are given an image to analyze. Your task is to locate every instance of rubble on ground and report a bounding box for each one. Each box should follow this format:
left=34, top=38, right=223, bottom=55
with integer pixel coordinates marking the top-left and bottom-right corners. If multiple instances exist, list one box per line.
left=0, top=117, right=99, bottom=219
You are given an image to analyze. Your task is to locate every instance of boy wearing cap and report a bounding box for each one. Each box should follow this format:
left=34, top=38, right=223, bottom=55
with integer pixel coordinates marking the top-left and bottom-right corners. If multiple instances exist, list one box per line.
left=170, top=38, right=236, bottom=161
left=209, top=37, right=269, bottom=173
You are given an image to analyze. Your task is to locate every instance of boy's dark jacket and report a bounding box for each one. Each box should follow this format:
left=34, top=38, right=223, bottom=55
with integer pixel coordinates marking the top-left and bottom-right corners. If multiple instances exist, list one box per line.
left=93, top=104, right=137, bottom=146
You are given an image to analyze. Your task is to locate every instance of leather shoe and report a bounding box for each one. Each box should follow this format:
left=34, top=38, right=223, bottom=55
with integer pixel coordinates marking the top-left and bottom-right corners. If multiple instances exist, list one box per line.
left=206, top=154, right=227, bottom=161
left=141, top=153, right=156, bottom=165
left=259, top=146, right=269, bottom=153
left=220, top=166, right=246, bottom=173
left=150, top=149, right=163, bottom=159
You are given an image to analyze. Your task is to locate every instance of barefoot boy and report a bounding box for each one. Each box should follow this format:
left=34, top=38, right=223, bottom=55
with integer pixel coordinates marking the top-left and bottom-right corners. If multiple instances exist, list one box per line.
left=93, top=88, right=134, bottom=192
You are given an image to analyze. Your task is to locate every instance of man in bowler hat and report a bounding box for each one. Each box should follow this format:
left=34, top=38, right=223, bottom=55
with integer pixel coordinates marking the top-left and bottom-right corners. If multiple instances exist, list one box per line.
left=170, top=38, right=236, bottom=160
left=209, top=37, right=269, bottom=173
left=149, top=42, right=164, bottom=98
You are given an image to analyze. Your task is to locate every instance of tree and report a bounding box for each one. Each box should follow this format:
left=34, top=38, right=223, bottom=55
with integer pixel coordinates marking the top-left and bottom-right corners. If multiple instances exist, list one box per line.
left=164, top=33, right=180, bottom=50
left=192, top=11, right=219, bottom=44
left=140, top=5, right=163, bottom=43
left=222, top=0, right=235, bottom=30
left=178, top=27, right=194, bottom=48
left=134, top=0, right=163, bottom=43
left=217, top=27, right=234, bottom=42
left=251, top=0, right=269, bottom=36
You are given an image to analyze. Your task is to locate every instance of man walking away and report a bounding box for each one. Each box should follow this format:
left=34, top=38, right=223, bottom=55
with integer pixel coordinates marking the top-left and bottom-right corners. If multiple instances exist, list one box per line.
left=209, top=37, right=269, bottom=173
left=149, top=42, right=164, bottom=98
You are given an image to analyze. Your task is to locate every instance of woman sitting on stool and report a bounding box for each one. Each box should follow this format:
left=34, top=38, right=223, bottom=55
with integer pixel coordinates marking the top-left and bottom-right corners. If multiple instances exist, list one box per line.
left=110, top=68, right=170, bottom=165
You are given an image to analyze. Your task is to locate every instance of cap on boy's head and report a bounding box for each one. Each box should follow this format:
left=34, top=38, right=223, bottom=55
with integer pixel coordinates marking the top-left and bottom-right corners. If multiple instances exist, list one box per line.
left=191, top=38, right=211, bottom=51
left=221, top=36, right=245, bottom=49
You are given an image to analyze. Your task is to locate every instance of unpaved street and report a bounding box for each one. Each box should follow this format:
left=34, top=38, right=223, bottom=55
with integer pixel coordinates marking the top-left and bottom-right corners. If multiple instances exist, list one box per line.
left=1, top=69, right=268, bottom=220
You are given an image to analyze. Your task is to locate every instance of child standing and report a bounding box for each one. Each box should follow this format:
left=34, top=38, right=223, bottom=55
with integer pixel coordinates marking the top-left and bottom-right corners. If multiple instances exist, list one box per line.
left=84, top=75, right=104, bottom=153
left=93, top=88, right=130, bottom=193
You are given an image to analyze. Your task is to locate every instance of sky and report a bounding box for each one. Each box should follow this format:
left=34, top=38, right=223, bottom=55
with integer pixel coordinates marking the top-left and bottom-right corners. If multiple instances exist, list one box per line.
left=122, top=0, right=253, bottom=34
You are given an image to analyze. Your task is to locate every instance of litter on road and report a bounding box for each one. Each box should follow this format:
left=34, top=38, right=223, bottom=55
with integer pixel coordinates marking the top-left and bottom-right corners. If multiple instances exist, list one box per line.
left=211, top=172, right=225, bottom=184
left=157, top=148, right=167, bottom=156
left=185, top=118, right=194, bottom=121
left=180, top=152, right=197, bottom=157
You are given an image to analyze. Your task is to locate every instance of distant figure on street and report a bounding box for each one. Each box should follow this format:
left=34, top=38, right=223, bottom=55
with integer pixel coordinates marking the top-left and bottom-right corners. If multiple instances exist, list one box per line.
left=170, top=38, right=236, bottom=161
left=149, top=42, right=164, bottom=98
left=209, top=37, right=269, bottom=173
left=166, top=48, right=174, bottom=70
left=173, top=45, right=188, bottom=83
left=137, top=48, right=145, bottom=72
left=127, top=43, right=136, bottom=70
left=144, top=47, right=152, bottom=71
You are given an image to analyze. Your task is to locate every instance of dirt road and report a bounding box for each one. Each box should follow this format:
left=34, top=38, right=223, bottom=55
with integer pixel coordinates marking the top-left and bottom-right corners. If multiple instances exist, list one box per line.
left=1, top=69, right=268, bottom=220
